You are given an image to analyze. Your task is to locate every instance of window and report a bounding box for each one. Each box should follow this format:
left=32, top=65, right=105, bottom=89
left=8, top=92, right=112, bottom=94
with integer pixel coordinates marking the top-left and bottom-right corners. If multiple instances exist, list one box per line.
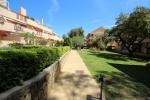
left=0, top=16, right=5, bottom=24
left=14, top=24, right=23, bottom=31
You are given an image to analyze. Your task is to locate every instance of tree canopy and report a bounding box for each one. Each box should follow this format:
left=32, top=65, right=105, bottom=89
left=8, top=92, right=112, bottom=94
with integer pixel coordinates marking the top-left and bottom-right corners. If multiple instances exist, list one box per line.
left=109, top=6, right=150, bottom=56
left=68, top=27, right=84, bottom=38
left=63, top=35, right=72, bottom=47
left=72, top=35, right=84, bottom=48
left=63, top=27, right=85, bottom=48
left=20, top=32, right=35, bottom=44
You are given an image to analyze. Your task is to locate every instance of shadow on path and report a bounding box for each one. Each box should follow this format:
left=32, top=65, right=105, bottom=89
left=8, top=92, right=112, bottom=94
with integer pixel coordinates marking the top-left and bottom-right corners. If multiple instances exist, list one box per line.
left=49, top=70, right=100, bottom=100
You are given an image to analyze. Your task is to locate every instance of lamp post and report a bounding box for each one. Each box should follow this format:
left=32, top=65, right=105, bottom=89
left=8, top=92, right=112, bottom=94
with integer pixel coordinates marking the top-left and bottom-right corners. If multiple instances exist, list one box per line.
left=98, top=73, right=104, bottom=100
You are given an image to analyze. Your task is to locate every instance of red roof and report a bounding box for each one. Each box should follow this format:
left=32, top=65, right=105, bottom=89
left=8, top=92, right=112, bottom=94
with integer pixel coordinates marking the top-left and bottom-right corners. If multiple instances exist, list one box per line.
left=90, top=27, right=105, bottom=35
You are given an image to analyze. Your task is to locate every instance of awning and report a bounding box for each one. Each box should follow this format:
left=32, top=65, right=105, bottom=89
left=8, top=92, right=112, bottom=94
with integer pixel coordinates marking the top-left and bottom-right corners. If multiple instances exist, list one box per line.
left=0, top=30, right=11, bottom=35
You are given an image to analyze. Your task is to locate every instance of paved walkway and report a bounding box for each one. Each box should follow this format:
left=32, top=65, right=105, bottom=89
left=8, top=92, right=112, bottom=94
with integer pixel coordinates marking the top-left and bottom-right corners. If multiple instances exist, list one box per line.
left=49, top=50, right=100, bottom=100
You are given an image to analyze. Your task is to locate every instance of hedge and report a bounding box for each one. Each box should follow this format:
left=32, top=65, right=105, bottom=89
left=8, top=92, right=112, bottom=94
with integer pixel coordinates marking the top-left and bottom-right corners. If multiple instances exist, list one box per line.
left=0, top=46, right=70, bottom=93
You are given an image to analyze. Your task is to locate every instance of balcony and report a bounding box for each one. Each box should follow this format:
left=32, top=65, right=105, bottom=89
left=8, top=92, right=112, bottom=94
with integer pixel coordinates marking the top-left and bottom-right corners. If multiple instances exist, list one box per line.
left=0, top=5, right=26, bottom=23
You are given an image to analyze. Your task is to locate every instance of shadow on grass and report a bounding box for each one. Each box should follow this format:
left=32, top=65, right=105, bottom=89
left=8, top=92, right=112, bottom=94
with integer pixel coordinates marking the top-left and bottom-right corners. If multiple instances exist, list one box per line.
left=95, top=71, right=150, bottom=100
left=80, top=50, right=150, bottom=99
left=94, top=70, right=150, bottom=100
left=108, top=63, right=150, bottom=88
left=88, top=50, right=146, bottom=62
left=88, top=51, right=128, bottom=61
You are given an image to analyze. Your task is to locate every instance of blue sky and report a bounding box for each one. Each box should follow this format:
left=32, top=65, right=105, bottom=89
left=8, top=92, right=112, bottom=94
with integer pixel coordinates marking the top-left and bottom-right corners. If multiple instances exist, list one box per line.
left=9, top=0, right=150, bottom=37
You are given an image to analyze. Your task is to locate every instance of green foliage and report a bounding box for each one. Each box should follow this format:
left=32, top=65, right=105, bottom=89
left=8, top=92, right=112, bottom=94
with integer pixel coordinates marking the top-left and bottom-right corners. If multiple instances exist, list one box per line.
left=146, top=61, right=150, bottom=67
left=109, top=6, right=150, bottom=56
left=0, top=47, right=12, bottom=50
left=78, top=50, right=150, bottom=99
left=20, top=32, right=36, bottom=44
left=116, top=12, right=128, bottom=25
left=92, top=33, right=109, bottom=50
left=9, top=43, right=24, bottom=49
left=104, top=29, right=116, bottom=44
left=55, top=41, right=63, bottom=46
left=0, top=49, right=38, bottom=92
left=20, top=32, right=51, bottom=46
left=72, top=35, right=84, bottom=48
left=21, top=45, right=43, bottom=49
left=37, top=39, right=49, bottom=45
left=65, top=27, right=85, bottom=48
left=0, top=46, right=70, bottom=93
left=87, top=28, right=116, bottom=50
left=91, top=34, right=99, bottom=48
left=68, top=27, right=84, bottom=38
left=63, top=35, right=72, bottom=47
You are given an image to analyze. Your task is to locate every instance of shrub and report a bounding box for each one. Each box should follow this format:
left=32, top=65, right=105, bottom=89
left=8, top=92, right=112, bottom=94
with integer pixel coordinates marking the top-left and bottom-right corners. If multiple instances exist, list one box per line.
left=22, top=45, right=43, bottom=49
left=146, top=62, right=150, bottom=67
left=0, top=49, right=38, bottom=92
left=0, top=46, right=70, bottom=93
left=106, top=46, right=113, bottom=51
left=37, top=39, right=49, bottom=45
left=9, top=43, right=24, bottom=49
left=0, top=47, right=12, bottom=50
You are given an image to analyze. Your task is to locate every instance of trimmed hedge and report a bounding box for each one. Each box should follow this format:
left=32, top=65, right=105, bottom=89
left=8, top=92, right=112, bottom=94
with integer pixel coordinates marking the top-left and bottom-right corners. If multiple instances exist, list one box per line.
left=0, top=46, right=70, bottom=93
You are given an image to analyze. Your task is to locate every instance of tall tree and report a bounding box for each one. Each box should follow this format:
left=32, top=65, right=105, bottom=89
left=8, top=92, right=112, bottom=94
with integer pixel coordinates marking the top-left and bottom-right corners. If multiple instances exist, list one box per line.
left=109, top=6, right=150, bottom=56
left=91, top=29, right=116, bottom=50
left=116, top=12, right=128, bottom=25
left=68, top=27, right=84, bottom=38
left=72, top=35, right=84, bottom=48
left=67, top=27, right=85, bottom=48
left=20, top=32, right=36, bottom=44
left=63, top=34, right=72, bottom=47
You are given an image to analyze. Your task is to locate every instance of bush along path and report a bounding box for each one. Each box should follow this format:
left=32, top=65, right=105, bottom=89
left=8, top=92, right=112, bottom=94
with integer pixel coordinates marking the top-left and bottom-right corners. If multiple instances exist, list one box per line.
left=0, top=45, right=70, bottom=93
left=49, top=50, right=101, bottom=100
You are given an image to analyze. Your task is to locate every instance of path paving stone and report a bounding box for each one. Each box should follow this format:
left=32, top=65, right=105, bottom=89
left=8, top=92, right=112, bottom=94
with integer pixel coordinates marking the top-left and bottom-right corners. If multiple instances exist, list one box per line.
left=49, top=50, right=100, bottom=100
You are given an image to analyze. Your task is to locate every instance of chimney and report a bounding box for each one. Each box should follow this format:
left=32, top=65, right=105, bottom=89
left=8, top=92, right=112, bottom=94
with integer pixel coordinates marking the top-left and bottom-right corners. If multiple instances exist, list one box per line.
left=20, top=6, right=27, bottom=16
left=41, top=18, right=44, bottom=25
left=0, top=0, right=9, bottom=8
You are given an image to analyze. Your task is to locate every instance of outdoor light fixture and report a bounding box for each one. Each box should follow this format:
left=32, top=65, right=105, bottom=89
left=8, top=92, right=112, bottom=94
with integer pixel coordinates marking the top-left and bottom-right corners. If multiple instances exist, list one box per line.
left=98, top=73, right=105, bottom=100
left=98, top=73, right=104, bottom=82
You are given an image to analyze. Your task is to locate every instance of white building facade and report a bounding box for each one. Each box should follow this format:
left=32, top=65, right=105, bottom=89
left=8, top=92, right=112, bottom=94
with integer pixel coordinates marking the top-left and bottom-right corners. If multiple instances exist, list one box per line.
left=0, top=0, right=61, bottom=46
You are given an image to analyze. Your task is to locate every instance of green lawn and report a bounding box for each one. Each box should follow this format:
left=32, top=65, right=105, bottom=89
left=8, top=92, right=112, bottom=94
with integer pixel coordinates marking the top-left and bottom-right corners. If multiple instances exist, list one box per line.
left=78, top=49, right=150, bottom=100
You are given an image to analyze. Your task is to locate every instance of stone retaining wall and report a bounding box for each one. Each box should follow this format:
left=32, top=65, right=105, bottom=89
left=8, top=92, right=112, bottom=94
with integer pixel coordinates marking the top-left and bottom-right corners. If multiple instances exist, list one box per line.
left=0, top=50, right=70, bottom=100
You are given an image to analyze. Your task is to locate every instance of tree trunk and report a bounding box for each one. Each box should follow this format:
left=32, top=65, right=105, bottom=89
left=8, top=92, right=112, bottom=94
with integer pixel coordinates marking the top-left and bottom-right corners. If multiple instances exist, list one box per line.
left=128, top=50, right=133, bottom=57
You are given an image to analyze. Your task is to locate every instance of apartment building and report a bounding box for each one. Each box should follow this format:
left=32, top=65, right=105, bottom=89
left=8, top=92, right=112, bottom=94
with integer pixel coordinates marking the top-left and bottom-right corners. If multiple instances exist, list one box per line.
left=0, top=0, right=61, bottom=46
left=86, top=27, right=105, bottom=46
